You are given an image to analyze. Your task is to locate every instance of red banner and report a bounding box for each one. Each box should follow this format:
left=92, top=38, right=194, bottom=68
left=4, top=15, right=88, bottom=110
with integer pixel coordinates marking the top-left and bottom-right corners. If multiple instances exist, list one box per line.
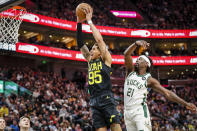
left=16, top=43, right=197, bottom=65
left=1, top=11, right=197, bottom=38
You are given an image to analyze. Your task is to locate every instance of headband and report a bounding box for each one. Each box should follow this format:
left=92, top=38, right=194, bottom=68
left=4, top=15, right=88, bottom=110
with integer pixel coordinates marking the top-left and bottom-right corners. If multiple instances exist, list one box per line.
left=138, top=55, right=151, bottom=67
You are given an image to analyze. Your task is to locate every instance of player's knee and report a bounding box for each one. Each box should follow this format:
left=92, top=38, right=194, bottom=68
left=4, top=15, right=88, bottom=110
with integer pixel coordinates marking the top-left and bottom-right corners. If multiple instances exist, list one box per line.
left=96, top=127, right=107, bottom=131
left=110, top=123, right=122, bottom=131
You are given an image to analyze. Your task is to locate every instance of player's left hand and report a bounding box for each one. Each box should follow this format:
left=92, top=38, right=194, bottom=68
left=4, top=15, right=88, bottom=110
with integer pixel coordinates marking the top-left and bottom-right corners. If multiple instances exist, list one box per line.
left=186, top=103, right=197, bottom=113
left=135, top=40, right=150, bottom=50
left=84, top=6, right=93, bottom=21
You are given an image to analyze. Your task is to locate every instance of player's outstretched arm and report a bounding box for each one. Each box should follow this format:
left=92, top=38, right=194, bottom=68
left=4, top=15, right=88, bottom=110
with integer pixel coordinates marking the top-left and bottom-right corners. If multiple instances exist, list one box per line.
left=124, top=40, right=149, bottom=77
left=84, top=7, right=112, bottom=67
left=76, top=17, right=91, bottom=62
left=148, top=77, right=197, bottom=113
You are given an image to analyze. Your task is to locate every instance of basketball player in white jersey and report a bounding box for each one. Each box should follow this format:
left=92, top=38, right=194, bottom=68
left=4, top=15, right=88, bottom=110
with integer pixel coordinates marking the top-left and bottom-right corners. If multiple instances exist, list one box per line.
left=123, top=40, right=197, bottom=131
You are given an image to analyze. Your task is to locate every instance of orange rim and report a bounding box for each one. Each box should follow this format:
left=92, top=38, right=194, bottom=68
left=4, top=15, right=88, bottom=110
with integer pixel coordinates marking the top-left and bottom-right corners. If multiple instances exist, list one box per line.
left=12, top=6, right=26, bottom=12
left=0, top=6, right=27, bottom=19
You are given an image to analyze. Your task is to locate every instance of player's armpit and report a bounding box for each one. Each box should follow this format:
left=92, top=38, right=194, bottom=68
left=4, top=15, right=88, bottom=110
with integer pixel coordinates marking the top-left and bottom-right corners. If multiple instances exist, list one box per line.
left=80, top=45, right=91, bottom=62
left=97, top=40, right=112, bottom=67
left=86, top=18, right=112, bottom=66
left=88, top=25, right=112, bottom=67
left=147, top=77, right=168, bottom=95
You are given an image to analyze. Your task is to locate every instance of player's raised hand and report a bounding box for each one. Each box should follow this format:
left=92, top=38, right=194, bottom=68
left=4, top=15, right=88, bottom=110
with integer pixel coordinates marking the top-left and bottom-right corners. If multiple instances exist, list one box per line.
left=186, top=103, right=197, bottom=113
left=84, top=6, right=93, bottom=21
left=135, top=40, right=150, bottom=50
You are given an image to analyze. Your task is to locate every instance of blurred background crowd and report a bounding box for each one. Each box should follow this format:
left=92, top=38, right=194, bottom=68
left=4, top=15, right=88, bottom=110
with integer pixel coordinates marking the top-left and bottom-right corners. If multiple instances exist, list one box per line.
left=25, top=0, right=197, bottom=29
left=0, top=0, right=196, bottom=130
left=0, top=66, right=196, bottom=130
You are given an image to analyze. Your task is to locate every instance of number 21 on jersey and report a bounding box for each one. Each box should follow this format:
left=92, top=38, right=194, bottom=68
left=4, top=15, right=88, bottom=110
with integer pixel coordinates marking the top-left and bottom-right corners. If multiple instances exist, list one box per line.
left=89, top=70, right=102, bottom=85
left=127, top=88, right=135, bottom=97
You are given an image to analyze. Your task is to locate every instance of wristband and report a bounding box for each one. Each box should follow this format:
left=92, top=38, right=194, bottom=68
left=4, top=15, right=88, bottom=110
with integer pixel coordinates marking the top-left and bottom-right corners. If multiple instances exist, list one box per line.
left=134, top=42, right=139, bottom=47
left=87, top=20, right=93, bottom=24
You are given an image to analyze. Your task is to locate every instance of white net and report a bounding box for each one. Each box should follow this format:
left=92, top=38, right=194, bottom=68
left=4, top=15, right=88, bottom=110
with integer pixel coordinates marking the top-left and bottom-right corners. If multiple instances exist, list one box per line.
left=0, top=7, right=26, bottom=45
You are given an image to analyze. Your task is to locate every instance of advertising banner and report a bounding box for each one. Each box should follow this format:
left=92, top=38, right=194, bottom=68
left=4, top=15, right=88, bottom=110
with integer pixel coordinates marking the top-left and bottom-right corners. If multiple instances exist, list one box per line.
left=16, top=42, right=197, bottom=65
left=1, top=11, right=197, bottom=38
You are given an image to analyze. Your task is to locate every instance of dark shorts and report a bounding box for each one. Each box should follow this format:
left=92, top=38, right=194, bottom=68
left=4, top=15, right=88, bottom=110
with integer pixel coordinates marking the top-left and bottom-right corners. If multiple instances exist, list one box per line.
left=90, top=93, right=121, bottom=129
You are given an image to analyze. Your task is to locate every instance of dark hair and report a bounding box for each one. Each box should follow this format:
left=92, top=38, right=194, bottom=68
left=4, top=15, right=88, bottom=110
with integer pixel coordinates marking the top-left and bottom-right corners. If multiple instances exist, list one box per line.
left=20, top=116, right=30, bottom=121
left=134, top=55, right=153, bottom=73
left=93, top=43, right=100, bottom=51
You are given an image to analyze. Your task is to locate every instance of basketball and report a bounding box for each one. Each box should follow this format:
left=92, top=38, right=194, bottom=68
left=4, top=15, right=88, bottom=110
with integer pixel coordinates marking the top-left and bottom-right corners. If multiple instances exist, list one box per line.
left=76, top=3, right=92, bottom=21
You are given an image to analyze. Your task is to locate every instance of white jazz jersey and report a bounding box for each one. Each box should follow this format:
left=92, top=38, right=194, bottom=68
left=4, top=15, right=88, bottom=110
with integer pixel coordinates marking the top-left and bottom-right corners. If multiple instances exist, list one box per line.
left=124, top=72, right=151, bottom=109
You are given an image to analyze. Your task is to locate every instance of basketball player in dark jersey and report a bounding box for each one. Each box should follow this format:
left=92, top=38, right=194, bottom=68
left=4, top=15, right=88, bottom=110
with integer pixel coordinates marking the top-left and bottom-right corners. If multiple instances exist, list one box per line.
left=76, top=7, right=122, bottom=131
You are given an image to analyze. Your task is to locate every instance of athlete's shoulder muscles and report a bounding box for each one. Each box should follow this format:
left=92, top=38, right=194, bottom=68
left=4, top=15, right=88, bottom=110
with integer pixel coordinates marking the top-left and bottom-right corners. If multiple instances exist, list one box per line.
left=147, top=77, right=169, bottom=96
left=80, top=45, right=91, bottom=62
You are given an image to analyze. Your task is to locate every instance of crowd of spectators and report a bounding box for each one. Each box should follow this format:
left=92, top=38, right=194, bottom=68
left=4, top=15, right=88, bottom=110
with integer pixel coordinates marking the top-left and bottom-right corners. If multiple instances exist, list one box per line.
left=25, top=0, right=115, bottom=27
left=25, top=0, right=197, bottom=29
left=149, top=85, right=197, bottom=131
left=135, top=0, right=197, bottom=29
left=0, top=66, right=125, bottom=130
left=0, top=65, right=196, bottom=130
left=25, top=0, right=147, bottom=28
left=0, top=66, right=95, bottom=130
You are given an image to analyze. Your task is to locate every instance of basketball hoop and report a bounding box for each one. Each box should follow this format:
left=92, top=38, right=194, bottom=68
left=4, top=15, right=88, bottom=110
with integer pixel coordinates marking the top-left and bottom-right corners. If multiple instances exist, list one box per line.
left=0, top=6, right=26, bottom=45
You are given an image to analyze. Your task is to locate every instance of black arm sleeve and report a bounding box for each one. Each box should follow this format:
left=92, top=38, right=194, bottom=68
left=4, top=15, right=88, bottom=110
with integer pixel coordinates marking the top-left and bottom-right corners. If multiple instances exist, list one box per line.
left=77, top=23, right=84, bottom=49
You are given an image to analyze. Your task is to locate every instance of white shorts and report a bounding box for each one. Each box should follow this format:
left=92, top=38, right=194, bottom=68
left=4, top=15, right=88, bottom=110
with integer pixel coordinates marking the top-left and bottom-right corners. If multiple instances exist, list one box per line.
left=124, top=104, right=152, bottom=131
